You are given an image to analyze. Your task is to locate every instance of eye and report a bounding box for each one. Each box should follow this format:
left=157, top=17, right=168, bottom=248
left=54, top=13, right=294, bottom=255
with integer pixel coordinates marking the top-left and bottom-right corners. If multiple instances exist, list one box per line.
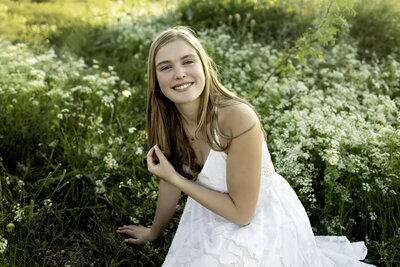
left=160, top=65, right=171, bottom=71
left=184, top=60, right=194, bottom=65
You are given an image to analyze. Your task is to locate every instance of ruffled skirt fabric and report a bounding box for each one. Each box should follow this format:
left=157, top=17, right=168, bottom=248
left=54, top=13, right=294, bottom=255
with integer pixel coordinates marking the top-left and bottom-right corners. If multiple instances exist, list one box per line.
left=163, top=174, right=373, bottom=267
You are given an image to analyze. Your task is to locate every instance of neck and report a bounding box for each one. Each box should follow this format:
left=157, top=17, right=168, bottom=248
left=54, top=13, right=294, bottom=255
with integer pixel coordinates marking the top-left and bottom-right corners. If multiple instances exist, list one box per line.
left=175, top=99, right=200, bottom=127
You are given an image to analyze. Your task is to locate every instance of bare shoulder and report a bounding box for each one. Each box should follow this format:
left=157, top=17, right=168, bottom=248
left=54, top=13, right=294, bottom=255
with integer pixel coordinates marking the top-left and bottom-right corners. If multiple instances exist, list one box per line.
left=217, top=102, right=260, bottom=137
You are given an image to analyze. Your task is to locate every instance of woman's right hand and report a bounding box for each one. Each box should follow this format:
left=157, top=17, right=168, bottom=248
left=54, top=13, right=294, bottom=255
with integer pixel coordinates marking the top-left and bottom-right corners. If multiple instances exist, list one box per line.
left=116, top=225, right=157, bottom=245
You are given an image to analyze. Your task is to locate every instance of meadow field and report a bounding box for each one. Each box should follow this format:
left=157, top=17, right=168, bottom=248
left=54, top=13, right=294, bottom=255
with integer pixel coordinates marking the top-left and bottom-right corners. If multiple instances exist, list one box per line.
left=0, top=0, right=399, bottom=266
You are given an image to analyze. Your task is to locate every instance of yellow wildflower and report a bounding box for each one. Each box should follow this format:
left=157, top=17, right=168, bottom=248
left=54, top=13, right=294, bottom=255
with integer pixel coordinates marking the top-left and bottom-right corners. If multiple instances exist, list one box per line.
left=142, top=130, right=147, bottom=135
left=101, top=72, right=107, bottom=78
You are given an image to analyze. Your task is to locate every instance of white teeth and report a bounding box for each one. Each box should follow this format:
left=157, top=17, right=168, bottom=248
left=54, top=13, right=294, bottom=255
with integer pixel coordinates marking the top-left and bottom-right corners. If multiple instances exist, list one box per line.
left=175, top=83, right=192, bottom=90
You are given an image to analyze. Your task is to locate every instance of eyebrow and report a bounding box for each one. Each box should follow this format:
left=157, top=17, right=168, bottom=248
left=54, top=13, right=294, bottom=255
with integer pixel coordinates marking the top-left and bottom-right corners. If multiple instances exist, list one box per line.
left=155, top=54, right=197, bottom=68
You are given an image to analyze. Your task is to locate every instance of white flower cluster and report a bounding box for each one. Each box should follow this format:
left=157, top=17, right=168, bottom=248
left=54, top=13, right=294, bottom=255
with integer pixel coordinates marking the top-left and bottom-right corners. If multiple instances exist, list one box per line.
left=135, top=147, right=143, bottom=156
left=17, top=179, right=24, bottom=188
left=95, top=179, right=106, bottom=195
left=44, top=198, right=53, bottom=208
left=12, top=203, right=24, bottom=222
left=130, top=216, right=139, bottom=224
left=0, top=236, right=7, bottom=254
left=103, top=152, right=119, bottom=169
left=323, top=140, right=340, bottom=166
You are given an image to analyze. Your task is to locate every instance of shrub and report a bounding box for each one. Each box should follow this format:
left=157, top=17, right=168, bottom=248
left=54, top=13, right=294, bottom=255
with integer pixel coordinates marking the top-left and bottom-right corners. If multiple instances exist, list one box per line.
left=349, top=0, right=400, bottom=61
left=177, top=0, right=314, bottom=45
left=0, top=40, right=179, bottom=265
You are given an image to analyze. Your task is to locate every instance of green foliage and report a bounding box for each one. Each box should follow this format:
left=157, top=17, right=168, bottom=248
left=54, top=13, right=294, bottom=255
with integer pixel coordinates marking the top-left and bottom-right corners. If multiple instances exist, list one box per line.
left=255, top=0, right=356, bottom=95
left=349, top=0, right=400, bottom=62
left=0, top=0, right=178, bottom=79
left=177, top=0, right=315, bottom=44
left=0, top=40, right=181, bottom=265
left=0, top=0, right=399, bottom=266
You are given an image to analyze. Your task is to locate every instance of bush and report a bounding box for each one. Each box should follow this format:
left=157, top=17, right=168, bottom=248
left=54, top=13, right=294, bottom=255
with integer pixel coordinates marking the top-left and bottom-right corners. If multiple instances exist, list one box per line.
left=349, top=0, right=400, bottom=61
left=0, top=40, right=181, bottom=265
left=177, top=0, right=314, bottom=45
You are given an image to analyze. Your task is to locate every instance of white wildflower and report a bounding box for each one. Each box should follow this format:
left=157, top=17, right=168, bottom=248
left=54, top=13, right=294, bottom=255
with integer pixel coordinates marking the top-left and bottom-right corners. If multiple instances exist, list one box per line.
left=135, top=147, right=143, bottom=156
left=44, top=199, right=53, bottom=208
left=128, top=127, right=136, bottom=133
left=331, top=139, right=340, bottom=149
left=26, top=57, right=38, bottom=65
left=122, top=90, right=131, bottom=98
left=57, top=114, right=63, bottom=119
left=95, top=179, right=106, bottom=194
left=89, top=144, right=102, bottom=158
left=115, top=137, right=123, bottom=145
left=30, top=69, right=46, bottom=79
left=48, top=139, right=58, bottom=148
left=324, top=148, right=340, bottom=166
left=28, top=80, right=46, bottom=88
left=103, top=152, right=119, bottom=169
left=328, top=153, right=339, bottom=166
left=362, top=182, right=371, bottom=192
left=13, top=204, right=24, bottom=222
left=17, top=180, right=24, bottom=188
left=130, top=216, right=139, bottom=224
left=102, top=95, right=115, bottom=104
left=0, top=237, right=7, bottom=254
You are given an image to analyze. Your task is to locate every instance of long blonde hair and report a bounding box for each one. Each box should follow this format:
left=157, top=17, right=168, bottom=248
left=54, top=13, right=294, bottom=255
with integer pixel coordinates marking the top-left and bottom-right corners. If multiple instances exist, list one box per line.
left=147, top=26, right=265, bottom=179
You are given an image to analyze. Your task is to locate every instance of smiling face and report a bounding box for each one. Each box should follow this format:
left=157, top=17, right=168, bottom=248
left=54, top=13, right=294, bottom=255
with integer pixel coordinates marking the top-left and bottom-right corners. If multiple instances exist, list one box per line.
left=155, top=39, right=206, bottom=106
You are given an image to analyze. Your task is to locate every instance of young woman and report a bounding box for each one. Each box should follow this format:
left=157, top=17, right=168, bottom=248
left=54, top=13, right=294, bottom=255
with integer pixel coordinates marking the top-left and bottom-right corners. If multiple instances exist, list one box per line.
left=117, top=26, right=373, bottom=266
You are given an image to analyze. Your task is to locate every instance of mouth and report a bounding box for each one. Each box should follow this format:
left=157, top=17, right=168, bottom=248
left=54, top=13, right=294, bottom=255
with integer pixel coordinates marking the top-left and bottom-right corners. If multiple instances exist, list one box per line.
left=172, top=82, right=194, bottom=91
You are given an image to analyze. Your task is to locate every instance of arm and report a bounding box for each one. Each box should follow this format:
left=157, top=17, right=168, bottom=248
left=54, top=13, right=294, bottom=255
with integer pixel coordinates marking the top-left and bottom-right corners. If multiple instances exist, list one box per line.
left=117, top=180, right=181, bottom=244
left=148, top=104, right=263, bottom=226
left=149, top=180, right=181, bottom=238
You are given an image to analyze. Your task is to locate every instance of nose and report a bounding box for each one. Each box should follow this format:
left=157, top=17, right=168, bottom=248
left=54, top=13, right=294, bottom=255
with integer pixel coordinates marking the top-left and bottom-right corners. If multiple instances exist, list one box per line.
left=174, top=66, right=186, bottom=79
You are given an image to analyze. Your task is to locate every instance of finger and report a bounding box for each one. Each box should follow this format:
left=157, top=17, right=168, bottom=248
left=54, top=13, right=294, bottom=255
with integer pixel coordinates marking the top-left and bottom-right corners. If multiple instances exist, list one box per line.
left=146, top=146, right=155, bottom=159
left=117, top=225, right=135, bottom=231
left=154, top=145, right=167, bottom=161
left=116, top=229, right=137, bottom=237
left=146, top=146, right=157, bottom=168
left=124, top=238, right=141, bottom=245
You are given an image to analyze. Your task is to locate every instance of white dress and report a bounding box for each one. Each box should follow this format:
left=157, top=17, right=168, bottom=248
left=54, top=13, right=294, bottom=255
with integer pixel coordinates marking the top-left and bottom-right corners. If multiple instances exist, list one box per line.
left=163, top=140, right=374, bottom=267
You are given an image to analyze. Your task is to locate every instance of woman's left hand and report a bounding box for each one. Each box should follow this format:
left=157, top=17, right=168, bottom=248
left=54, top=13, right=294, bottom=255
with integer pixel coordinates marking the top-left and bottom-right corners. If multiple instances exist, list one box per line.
left=147, top=145, right=178, bottom=184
